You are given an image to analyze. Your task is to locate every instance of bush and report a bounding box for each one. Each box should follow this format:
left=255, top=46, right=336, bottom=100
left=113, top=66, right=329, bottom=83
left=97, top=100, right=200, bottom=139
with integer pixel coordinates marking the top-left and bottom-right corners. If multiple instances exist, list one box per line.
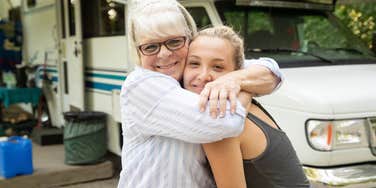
left=335, top=3, right=376, bottom=48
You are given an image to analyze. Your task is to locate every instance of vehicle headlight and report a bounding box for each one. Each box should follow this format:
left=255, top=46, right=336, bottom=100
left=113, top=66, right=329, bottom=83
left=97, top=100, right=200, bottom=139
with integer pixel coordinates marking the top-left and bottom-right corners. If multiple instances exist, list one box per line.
left=306, top=119, right=368, bottom=151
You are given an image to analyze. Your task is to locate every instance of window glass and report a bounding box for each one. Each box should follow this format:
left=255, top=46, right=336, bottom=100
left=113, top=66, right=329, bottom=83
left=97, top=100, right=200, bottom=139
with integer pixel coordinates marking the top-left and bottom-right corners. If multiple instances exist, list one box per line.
left=27, top=0, right=36, bottom=8
left=223, top=11, right=246, bottom=36
left=222, top=9, right=276, bottom=50
left=60, top=0, right=66, bottom=39
left=301, top=15, right=347, bottom=49
left=68, top=0, right=76, bottom=36
left=82, top=0, right=125, bottom=38
left=186, top=7, right=211, bottom=30
left=215, top=2, right=375, bottom=67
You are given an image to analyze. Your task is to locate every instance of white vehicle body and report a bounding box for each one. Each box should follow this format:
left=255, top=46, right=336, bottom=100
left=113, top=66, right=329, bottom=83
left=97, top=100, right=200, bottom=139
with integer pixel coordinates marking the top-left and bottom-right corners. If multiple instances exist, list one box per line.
left=21, top=0, right=376, bottom=187
left=21, top=0, right=127, bottom=154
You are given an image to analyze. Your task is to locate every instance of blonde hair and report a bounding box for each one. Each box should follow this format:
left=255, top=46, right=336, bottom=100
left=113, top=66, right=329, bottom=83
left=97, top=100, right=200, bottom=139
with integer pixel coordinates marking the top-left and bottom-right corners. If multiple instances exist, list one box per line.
left=194, top=26, right=244, bottom=70
left=127, top=0, right=197, bottom=65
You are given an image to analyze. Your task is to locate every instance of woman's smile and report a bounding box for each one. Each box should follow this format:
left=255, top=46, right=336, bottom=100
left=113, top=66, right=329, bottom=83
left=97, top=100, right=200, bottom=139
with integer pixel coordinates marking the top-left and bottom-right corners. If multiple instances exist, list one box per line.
left=155, top=61, right=179, bottom=69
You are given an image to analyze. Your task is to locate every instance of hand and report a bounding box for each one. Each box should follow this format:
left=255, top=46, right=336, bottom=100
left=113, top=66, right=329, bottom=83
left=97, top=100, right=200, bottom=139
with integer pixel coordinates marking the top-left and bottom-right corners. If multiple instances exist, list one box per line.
left=199, top=74, right=241, bottom=118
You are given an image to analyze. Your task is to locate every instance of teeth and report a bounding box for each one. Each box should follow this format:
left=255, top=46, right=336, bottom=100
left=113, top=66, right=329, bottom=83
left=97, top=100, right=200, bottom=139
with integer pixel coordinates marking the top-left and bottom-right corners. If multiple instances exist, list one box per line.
left=156, top=62, right=177, bottom=69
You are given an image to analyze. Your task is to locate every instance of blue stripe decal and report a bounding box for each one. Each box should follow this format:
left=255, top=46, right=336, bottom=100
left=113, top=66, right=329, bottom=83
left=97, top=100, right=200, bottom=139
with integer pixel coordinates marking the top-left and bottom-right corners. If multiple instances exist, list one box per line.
left=85, top=73, right=126, bottom=80
left=85, top=81, right=122, bottom=91
left=39, top=75, right=58, bottom=82
left=38, top=72, right=125, bottom=91
left=46, top=69, right=57, bottom=73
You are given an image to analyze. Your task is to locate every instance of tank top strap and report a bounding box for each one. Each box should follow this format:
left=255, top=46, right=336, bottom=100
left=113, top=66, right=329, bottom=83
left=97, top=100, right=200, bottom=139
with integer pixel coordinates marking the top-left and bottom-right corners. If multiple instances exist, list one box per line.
left=250, top=99, right=281, bottom=130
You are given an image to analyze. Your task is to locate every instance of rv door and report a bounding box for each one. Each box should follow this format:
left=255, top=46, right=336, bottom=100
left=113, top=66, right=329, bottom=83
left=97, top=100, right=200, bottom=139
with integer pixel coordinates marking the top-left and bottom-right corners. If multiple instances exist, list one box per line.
left=61, top=0, right=84, bottom=111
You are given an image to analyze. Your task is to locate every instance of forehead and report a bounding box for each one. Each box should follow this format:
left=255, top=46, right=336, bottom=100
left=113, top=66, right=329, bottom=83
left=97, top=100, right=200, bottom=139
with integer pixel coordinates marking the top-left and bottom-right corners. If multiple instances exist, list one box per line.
left=189, top=36, right=234, bottom=59
left=134, top=10, right=188, bottom=44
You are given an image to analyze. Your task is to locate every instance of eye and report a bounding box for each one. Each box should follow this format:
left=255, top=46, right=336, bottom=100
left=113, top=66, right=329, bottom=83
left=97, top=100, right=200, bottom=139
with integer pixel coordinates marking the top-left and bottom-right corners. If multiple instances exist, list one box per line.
left=166, top=38, right=185, bottom=49
left=141, top=44, right=159, bottom=53
left=187, top=60, right=200, bottom=68
left=213, top=64, right=224, bottom=71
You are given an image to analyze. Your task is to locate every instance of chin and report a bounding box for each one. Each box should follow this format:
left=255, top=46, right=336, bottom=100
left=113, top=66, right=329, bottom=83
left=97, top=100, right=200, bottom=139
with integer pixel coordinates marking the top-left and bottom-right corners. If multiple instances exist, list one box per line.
left=190, top=87, right=202, bottom=94
left=174, top=71, right=185, bottom=81
left=172, top=73, right=183, bottom=81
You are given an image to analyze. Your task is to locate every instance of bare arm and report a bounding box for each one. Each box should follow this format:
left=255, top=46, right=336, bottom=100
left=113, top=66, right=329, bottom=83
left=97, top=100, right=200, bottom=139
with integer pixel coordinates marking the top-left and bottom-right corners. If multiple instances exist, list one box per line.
left=203, top=138, right=246, bottom=188
left=238, top=91, right=253, bottom=110
left=238, top=64, right=280, bottom=95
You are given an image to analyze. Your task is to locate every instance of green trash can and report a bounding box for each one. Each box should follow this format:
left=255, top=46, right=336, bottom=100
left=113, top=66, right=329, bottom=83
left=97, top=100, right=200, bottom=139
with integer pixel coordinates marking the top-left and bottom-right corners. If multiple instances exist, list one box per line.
left=63, top=111, right=107, bottom=165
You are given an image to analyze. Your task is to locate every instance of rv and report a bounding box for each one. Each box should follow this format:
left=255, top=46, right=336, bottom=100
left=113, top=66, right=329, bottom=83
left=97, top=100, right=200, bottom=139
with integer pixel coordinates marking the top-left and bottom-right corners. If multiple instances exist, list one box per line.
left=21, top=0, right=376, bottom=187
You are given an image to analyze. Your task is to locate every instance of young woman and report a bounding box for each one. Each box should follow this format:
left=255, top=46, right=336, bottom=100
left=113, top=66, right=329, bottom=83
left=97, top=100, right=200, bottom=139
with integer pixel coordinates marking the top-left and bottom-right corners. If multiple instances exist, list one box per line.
left=118, top=0, right=283, bottom=187
left=184, top=26, right=310, bottom=188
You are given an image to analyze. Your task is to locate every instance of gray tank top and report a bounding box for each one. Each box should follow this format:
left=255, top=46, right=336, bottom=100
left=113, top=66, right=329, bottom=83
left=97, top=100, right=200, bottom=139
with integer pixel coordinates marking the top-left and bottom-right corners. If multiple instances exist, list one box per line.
left=243, top=100, right=310, bottom=188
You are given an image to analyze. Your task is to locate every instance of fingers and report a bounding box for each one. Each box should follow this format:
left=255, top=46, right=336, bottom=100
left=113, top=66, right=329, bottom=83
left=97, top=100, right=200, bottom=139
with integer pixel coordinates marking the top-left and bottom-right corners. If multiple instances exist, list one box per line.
left=199, top=87, right=210, bottom=112
left=209, top=88, right=219, bottom=118
left=218, top=88, right=228, bottom=117
left=229, top=91, right=237, bottom=114
left=199, top=79, right=241, bottom=118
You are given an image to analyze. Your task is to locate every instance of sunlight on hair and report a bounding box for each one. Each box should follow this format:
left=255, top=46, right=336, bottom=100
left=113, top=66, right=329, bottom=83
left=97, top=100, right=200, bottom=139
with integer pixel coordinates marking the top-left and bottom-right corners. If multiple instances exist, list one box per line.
left=129, top=0, right=190, bottom=43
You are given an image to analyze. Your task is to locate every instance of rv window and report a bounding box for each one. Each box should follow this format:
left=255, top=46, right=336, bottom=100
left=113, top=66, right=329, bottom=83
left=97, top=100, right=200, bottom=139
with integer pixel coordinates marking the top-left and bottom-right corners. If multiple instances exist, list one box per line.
left=27, top=0, right=36, bottom=8
left=68, top=0, right=76, bottom=36
left=186, top=7, right=211, bottom=29
left=60, top=0, right=66, bottom=39
left=81, top=0, right=125, bottom=38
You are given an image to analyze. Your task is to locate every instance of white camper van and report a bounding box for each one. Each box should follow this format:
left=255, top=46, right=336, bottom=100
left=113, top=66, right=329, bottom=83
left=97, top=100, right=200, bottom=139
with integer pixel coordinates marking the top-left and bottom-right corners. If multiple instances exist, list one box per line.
left=21, top=0, right=376, bottom=187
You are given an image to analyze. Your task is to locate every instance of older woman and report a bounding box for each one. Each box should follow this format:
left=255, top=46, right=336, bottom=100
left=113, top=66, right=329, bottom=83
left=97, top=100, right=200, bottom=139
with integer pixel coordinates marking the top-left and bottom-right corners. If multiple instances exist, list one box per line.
left=118, top=0, right=283, bottom=187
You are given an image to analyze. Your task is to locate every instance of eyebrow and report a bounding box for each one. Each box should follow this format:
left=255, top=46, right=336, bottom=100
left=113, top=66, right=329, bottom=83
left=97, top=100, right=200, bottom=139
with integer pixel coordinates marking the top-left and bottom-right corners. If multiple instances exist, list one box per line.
left=188, top=55, right=225, bottom=62
left=212, top=58, right=225, bottom=62
left=188, top=55, right=201, bottom=60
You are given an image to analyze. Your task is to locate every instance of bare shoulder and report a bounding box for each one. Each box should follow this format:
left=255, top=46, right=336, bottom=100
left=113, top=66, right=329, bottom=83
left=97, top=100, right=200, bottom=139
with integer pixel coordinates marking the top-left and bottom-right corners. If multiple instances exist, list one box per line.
left=247, top=104, right=279, bottom=129
left=239, top=110, right=268, bottom=160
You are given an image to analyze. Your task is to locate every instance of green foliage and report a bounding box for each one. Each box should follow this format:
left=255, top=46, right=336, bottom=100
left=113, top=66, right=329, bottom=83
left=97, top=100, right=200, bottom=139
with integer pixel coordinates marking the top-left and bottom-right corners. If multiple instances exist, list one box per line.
left=335, top=3, right=376, bottom=48
left=303, top=16, right=348, bottom=49
left=223, top=11, right=246, bottom=36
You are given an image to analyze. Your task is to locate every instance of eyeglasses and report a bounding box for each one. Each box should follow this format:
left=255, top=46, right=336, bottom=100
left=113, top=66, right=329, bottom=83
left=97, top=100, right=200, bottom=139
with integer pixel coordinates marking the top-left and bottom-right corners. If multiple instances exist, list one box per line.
left=138, top=36, right=187, bottom=56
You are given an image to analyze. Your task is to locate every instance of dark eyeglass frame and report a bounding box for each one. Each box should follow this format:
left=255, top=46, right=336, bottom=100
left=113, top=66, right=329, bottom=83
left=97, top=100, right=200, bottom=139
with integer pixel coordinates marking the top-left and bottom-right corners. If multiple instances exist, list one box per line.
left=138, top=36, right=187, bottom=56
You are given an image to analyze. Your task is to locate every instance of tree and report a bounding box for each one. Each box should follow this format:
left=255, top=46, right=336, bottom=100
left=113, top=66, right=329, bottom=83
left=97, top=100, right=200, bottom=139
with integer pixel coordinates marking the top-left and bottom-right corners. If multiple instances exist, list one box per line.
left=335, top=1, right=376, bottom=48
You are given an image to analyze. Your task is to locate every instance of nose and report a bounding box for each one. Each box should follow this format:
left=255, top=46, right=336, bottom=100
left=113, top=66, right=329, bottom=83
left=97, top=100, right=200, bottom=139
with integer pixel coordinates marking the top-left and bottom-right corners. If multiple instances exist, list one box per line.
left=157, top=44, right=172, bottom=58
left=197, top=68, right=213, bottom=82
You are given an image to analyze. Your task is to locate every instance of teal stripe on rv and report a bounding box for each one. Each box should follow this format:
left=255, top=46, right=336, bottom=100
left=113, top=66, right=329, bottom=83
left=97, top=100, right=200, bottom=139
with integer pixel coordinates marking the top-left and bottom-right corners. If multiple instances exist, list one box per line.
left=45, top=69, right=57, bottom=73
left=85, top=73, right=126, bottom=80
left=85, top=81, right=122, bottom=91
left=38, top=68, right=125, bottom=91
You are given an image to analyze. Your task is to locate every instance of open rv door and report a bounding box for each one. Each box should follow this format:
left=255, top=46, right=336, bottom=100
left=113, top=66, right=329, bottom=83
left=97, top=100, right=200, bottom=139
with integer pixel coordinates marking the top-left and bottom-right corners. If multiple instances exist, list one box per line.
left=60, top=0, right=84, bottom=111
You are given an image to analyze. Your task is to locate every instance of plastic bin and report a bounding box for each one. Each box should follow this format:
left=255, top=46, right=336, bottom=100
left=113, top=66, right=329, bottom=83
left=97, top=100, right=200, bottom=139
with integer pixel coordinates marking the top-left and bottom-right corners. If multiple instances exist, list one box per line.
left=0, top=136, right=33, bottom=178
left=63, top=111, right=107, bottom=165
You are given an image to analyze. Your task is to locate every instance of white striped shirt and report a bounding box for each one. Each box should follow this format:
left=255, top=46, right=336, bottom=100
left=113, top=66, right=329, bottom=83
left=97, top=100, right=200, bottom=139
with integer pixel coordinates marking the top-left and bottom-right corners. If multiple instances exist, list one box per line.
left=118, top=58, right=283, bottom=188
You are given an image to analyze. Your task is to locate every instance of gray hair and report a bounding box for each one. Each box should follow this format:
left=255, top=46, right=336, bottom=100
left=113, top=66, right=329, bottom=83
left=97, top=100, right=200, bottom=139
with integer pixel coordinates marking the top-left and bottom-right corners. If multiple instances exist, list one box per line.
left=127, top=0, right=197, bottom=65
